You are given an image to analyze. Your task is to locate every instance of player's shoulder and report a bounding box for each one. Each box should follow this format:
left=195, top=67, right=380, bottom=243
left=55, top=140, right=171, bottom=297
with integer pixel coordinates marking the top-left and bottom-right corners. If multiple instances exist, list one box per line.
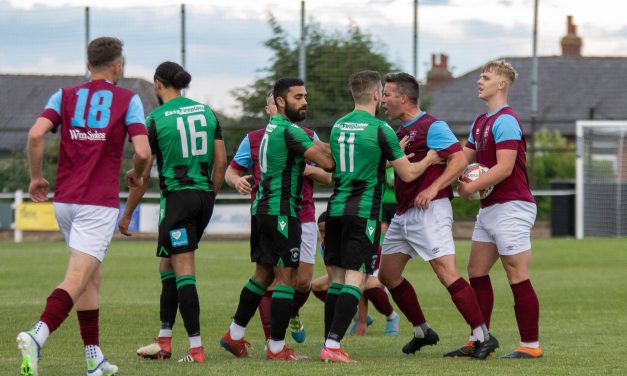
left=249, top=128, right=266, bottom=137
left=301, top=126, right=315, bottom=137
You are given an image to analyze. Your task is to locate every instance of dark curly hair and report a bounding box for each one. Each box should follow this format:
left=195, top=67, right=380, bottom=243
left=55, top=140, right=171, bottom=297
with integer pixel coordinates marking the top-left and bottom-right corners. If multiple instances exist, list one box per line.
left=154, top=61, right=191, bottom=90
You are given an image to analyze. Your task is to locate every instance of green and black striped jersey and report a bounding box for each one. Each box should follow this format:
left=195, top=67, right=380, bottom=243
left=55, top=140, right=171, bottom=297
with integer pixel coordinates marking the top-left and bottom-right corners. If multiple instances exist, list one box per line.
left=251, top=114, right=314, bottom=217
left=327, top=110, right=405, bottom=219
left=146, top=97, right=222, bottom=194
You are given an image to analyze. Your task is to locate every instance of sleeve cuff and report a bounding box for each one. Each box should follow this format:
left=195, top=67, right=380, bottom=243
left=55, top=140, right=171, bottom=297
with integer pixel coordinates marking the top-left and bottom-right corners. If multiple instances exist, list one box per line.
left=495, top=140, right=519, bottom=150
left=229, top=160, right=248, bottom=171
left=436, top=143, right=462, bottom=158
left=127, top=123, right=148, bottom=138
left=464, top=141, right=476, bottom=150
left=40, top=109, right=61, bottom=132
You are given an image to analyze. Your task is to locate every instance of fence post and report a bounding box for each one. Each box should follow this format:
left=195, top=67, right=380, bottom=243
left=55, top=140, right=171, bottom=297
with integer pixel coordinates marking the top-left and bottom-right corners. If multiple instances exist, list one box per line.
left=13, top=190, right=23, bottom=243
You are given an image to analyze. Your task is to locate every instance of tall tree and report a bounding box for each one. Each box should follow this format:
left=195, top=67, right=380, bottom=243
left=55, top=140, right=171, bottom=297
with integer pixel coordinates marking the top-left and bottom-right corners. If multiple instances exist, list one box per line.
left=232, top=16, right=397, bottom=139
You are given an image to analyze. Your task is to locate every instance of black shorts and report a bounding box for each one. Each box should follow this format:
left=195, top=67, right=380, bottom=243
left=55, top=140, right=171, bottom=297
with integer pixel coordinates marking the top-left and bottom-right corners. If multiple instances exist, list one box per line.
left=251, top=214, right=301, bottom=268
left=382, top=203, right=397, bottom=224
left=157, top=190, right=215, bottom=257
left=323, top=215, right=380, bottom=274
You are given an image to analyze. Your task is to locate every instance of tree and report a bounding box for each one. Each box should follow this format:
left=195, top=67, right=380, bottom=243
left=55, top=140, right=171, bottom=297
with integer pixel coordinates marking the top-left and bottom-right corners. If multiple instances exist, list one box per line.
left=232, top=16, right=398, bottom=140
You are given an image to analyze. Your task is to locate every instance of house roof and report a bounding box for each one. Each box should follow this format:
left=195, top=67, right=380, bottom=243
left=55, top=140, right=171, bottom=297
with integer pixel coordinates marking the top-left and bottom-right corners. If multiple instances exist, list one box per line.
left=0, top=74, right=158, bottom=152
left=425, top=56, right=627, bottom=136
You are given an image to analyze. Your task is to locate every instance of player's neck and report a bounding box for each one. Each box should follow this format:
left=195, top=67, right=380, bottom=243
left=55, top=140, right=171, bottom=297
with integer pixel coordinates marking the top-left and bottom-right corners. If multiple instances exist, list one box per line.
left=160, top=91, right=182, bottom=104
left=90, top=72, right=117, bottom=84
left=399, top=107, right=423, bottom=123
left=354, top=103, right=376, bottom=116
left=486, top=94, right=508, bottom=114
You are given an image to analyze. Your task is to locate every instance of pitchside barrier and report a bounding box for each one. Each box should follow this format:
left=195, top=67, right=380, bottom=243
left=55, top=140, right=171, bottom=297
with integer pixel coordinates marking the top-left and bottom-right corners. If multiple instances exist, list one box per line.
left=2, top=189, right=574, bottom=243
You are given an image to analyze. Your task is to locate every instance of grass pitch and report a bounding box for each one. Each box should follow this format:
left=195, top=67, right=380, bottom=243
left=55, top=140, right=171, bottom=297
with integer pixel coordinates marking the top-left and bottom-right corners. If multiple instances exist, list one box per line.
left=1, top=237, right=626, bottom=375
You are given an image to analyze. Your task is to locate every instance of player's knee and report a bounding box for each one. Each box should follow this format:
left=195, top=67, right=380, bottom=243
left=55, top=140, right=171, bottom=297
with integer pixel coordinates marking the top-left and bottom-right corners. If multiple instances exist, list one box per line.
left=467, top=262, right=487, bottom=279
left=377, top=270, right=400, bottom=289
left=295, top=277, right=312, bottom=293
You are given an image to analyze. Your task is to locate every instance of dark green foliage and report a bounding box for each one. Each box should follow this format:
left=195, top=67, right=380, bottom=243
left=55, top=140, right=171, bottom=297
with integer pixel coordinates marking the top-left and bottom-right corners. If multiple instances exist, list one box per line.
left=232, top=16, right=397, bottom=141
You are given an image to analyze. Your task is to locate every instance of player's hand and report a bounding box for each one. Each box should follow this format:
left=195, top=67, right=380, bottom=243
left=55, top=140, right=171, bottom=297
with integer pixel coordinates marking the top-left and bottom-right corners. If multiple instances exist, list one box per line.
left=28, top=177, right=49, bottom=202
left=457, top=181, right=474, bottom=200
left=400, top=135, right=410, bottom=151
left=235, top=175, right=252, bottom=195
left=415, top=184, right=438, bottom=210
left=352, top=322, right=368, bottom=336
left=118, top=215, right=132, bottom=236
left=425, top=149, right=444, bottom=165
left=125, top=169, right=143, bottom=189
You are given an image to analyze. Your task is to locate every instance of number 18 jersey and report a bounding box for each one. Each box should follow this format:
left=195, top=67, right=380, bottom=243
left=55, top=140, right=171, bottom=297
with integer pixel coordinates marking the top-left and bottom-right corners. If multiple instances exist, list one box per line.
left=40, top=79, right=147, bottom=208
left=146, top=97, right=222, bottom=195
left=327, top=110, right=405, bottom=220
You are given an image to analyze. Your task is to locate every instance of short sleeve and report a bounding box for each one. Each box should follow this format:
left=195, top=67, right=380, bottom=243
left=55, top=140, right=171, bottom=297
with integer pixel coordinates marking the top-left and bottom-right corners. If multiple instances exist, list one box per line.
left=146, top=115, right=158, bottom=155
left=214, top=119, right=223, bottom=140
left=40, top=89, right=62, bottom=130
left=426, top=121, right=460, bottom=151
left=493, top=114, right=522, bottom=150
left=285, top=125, right=314, bottom=155
left=378, top=123, right=405, bottom=161
left=231, top=135, right=253, bottom=170
left=467, top=122, right=475, bottom=145
left=126, top=95, right=147, bottom=137
left=465, top=121, right=476, bottom=150
left=493, top=114, right=522, bottom=142
left=125, top=95, right=145, bottom=126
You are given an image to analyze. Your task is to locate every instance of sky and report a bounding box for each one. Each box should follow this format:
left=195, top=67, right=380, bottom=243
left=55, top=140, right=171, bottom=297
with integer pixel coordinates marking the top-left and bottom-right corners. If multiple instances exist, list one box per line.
left=2, top=0, right=626, bottom=116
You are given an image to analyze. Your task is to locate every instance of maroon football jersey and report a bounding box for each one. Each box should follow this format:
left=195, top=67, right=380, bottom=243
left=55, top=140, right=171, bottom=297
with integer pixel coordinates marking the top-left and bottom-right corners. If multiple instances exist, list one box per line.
left=394, top=113, right=462, bottom=215
left=40, top=80, right=147, bottom=208
left=465, top=106, right=535, bottom=207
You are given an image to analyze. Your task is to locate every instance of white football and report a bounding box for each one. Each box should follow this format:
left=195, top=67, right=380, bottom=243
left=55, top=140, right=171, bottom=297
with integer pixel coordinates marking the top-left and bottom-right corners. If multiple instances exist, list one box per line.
left=459, top=163, right=493, bottom=200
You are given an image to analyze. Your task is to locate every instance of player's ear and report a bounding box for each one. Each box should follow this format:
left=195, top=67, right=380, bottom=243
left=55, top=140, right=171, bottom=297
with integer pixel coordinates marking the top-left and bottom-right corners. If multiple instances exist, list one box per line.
left=275, top=95, right=286, bottom=109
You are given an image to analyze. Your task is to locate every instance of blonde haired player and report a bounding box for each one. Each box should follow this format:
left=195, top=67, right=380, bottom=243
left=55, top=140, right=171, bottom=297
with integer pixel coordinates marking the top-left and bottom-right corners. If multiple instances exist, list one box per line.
left=456, top=59, right=542, bottom=359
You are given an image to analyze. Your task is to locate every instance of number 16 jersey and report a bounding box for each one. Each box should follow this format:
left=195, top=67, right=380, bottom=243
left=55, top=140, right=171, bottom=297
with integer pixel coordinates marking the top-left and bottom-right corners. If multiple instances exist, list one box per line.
left=146, top=96, right=222, bottom=195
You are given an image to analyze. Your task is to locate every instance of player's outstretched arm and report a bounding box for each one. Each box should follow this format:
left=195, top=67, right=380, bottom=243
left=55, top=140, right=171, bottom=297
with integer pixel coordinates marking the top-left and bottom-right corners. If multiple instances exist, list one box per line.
left=391, top=149, right=441, bottom=183
left=415, top=150, right=467, bottom=209
left=211, top=139, right=227, bottom=194
left=304, top=143, right=335, bottom=172
left=225, top=166, right=252, bottom=195
left=304, top=164, right=332, bottom=185
left=27, top=117, right=54, bottom=202
left=119, top=155, right=154, bottom=236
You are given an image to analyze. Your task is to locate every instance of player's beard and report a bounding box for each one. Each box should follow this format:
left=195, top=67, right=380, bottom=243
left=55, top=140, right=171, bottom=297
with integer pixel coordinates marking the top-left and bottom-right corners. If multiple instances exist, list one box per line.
left=285, top=103, right=307, bottom=123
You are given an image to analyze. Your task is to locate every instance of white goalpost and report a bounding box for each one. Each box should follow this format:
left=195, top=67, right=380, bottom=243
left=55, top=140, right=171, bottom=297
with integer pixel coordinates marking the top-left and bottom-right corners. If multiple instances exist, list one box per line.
left=576, top=120, right=627, bottom=239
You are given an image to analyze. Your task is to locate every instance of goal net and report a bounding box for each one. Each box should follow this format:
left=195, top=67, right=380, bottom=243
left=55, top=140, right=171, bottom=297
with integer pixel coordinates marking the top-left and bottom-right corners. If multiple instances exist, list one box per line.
left=576, top=121, right=627, bottom=238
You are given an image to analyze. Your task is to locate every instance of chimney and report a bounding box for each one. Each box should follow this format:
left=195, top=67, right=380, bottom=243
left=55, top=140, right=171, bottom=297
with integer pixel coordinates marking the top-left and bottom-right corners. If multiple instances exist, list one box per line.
left=426, top=53, right=453, bottom=91
left=561, top=15, right=582, bottom=56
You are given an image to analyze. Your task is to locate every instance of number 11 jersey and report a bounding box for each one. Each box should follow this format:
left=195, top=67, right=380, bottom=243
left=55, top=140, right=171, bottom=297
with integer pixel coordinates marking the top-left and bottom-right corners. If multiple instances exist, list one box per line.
left=327, top=110, right=405, bottom=220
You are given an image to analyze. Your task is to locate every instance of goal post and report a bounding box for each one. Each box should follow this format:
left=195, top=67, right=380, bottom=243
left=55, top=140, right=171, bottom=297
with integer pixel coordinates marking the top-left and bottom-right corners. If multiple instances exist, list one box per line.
left=576, top=120, right=627, bottom=239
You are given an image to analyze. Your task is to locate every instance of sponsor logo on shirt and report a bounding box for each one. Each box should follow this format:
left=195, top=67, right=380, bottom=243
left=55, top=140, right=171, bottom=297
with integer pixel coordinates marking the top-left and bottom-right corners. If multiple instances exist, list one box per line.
left=164, top=105, right=204, bottom=117
left=69, top=129, right=106, bottom=141
left=409, top=131, right=417, bottom=142
left=266, top=124, right=277, bottom=132
left=334, top=122, right=368, bottom=131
